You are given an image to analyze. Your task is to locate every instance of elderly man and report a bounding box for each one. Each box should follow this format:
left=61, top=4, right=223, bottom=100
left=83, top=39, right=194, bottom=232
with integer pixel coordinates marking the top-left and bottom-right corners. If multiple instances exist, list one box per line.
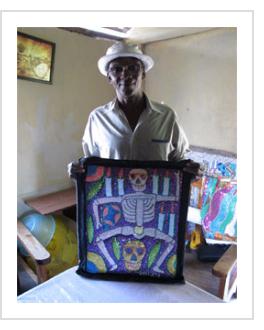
left=69, top=42, right=191, bottom=175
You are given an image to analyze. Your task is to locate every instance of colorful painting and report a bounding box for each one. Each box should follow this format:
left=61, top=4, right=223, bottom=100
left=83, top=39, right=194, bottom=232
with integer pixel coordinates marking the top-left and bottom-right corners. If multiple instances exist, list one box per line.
left=201, top=176, right=237, bottom=244
left=17, top=32, right=55, bottom=84
left=74, top=158, right=195, bottom=281
left=187, top=149, right=237, bottom=179
left=187, top=149, right=236, bottom=214
left=189, top=177, right=204, bottom=209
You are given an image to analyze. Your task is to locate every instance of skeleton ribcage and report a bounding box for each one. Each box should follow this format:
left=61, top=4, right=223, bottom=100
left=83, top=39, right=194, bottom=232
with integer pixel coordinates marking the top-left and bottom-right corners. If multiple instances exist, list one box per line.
left=121, top=194, right=156, bottom=224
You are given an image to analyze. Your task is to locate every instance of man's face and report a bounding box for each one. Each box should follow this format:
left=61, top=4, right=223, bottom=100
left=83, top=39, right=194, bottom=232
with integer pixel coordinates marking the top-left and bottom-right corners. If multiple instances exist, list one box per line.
left=107, top=57, right=145, bottom=98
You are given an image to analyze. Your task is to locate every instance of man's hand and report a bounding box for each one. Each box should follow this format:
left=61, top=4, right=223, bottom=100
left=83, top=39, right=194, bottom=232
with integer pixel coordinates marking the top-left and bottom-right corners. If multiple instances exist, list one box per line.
left=67, top=161, right=85, bottom=178
left=183, top=160, right=203, bottom=177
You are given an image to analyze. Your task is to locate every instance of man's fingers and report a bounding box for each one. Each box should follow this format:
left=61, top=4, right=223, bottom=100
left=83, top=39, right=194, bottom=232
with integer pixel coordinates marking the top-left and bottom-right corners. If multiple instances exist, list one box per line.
left=68, top=162, right=85, bottom=178
left=183, top=161, right=203, bottom=176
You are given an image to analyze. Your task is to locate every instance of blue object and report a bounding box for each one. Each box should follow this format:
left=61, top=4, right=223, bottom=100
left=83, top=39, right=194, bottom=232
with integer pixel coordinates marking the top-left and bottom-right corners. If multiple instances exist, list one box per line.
left=18, top=212, right=55, bottom=256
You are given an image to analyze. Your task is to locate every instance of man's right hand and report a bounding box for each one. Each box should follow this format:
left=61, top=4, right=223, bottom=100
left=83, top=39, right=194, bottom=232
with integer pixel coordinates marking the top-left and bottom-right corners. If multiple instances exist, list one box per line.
left=67, top=161, right=85, bottom=178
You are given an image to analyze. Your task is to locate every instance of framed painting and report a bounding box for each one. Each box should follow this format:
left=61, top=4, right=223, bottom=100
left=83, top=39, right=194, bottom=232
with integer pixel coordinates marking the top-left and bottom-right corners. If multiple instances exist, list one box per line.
left=17, top=32, right=55, bottom=84
left=72, top=157, right=198, bottom=283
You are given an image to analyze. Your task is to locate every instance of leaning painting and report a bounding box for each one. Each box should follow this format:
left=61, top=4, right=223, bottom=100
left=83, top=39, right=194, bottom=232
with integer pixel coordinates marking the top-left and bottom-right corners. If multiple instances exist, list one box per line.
left=187, top=148, right=237, bottom=244
left=17, top=32, right=55, bottom=84
left=201, top=176, right=237, bottom=244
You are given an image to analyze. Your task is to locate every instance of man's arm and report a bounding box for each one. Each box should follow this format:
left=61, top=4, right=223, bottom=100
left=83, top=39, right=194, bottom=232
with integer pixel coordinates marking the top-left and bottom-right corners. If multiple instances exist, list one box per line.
left=168, top=120, right=189, bottom=161
left=82, top=113, right=99, bottom=157
left=68, top=113, right=98, bottom=178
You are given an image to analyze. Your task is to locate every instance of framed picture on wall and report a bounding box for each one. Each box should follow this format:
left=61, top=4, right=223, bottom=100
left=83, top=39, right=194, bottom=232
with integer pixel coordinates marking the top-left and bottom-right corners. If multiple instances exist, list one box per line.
left=17, top=32, right=56, bottom=84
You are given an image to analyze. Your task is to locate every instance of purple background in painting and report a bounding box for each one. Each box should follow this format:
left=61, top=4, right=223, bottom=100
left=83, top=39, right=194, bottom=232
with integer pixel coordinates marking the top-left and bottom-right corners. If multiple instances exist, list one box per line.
left=85, top=166, right=182, bottom=278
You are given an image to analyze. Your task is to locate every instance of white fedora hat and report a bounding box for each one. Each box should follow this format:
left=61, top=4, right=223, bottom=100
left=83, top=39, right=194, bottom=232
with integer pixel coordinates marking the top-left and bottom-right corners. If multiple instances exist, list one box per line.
left=98, top=42, right=154, bottom=76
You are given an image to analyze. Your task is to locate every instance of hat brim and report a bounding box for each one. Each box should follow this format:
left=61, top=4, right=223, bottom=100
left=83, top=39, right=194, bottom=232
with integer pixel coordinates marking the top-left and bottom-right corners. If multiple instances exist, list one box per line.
left=98, top=53, right=154, bottom=76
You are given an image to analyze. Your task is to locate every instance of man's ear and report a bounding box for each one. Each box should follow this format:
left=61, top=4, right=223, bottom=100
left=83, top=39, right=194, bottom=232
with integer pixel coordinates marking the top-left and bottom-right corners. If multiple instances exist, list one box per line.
left=107, top=73, right=112, bottom=84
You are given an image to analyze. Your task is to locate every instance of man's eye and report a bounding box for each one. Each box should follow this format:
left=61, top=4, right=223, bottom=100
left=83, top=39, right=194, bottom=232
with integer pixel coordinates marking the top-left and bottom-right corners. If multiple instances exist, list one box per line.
left=112, top=66, right=122, bottom=73
left=128, top=65, right=137, bottom=72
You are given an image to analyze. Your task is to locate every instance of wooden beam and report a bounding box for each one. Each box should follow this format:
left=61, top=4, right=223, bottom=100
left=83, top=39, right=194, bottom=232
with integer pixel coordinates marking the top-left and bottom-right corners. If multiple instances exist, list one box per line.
left=58, top=27, right=124, bottom=41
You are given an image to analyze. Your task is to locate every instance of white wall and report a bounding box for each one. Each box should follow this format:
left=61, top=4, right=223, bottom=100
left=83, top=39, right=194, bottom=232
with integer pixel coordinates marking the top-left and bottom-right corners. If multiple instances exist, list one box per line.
left=18, top=27, right=237, bottom=215
left=17, top=28, right=114, bottom=215
left=144, top=28, right=237, bottom=153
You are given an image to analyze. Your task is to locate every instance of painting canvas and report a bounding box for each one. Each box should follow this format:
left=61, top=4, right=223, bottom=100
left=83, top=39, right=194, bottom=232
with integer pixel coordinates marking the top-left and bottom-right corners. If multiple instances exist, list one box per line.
left=187, top=149, right=237, bottom=179
left=17, top=32, right=55, bottom=84
left=189, top=177, right=204, bottom=209
left=73, top=157, right=196, bottom=282
left=201, top=176, right=237, bottom=244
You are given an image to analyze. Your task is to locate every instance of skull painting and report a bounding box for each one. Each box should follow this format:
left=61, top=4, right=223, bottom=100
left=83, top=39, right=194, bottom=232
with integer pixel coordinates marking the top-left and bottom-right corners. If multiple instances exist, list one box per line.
left=129, top=168, right=148, bottom=192
left=123, top=240, right=146, bottom=271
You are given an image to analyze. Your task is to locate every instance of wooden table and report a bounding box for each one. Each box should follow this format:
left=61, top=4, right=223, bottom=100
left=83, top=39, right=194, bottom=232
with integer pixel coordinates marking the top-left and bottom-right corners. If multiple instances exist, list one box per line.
left=17, top=266, right=222, bottom=303
left=22, top=189, right=228, bottom=302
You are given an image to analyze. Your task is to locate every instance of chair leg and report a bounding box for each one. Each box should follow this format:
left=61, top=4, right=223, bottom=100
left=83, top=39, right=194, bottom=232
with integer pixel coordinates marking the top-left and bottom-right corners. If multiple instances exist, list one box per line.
left=17, top=274, right=21, bottom=295
left=217, top=277, right=227, bottom=299
left=36, top=264, right=49, bottom=284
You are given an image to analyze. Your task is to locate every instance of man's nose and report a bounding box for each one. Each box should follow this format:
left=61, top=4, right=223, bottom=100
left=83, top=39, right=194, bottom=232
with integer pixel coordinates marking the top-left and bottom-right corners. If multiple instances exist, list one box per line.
left=120, top=67, right=132, bottom=78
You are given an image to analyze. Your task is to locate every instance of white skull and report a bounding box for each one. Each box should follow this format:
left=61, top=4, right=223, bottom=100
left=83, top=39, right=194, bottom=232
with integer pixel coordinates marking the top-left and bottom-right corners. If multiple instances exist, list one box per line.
left=123, top=240, right=146, bottom=271
left=129, top=168, right=148, bottom=192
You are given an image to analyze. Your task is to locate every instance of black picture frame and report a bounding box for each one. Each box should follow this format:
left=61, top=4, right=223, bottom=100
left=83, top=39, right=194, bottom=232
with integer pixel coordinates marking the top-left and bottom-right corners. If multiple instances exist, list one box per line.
left=73, top=157, right=197, bottom=283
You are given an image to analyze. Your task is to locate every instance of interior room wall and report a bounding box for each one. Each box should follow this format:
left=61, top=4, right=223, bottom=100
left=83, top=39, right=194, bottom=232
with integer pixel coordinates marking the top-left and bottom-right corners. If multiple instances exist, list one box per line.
left=144, top=28, right=237, bottom=153
left=17, top=28, right=114, bottom=216
left=18, top=27, right=237, bottom=216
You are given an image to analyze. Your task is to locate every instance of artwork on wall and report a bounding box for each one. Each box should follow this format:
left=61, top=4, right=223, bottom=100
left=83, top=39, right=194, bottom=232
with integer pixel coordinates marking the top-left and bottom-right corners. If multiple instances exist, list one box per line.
left=17, top=32, right=55, bottom=84
left=72, top=157, right=197, bottom=282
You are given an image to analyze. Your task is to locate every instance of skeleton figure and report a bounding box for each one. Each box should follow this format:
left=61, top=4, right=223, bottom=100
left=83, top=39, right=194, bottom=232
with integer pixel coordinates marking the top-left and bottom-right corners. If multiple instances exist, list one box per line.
left=92, top=168, right=178, bottom=273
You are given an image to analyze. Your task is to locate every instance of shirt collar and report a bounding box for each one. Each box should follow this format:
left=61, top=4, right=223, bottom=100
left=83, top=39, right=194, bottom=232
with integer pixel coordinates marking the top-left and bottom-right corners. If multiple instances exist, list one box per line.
left=109, top=94, right=162, bottom=114
left=145, top=95, right=163, bottom=114
left=108, top=99, right=118, bottom=111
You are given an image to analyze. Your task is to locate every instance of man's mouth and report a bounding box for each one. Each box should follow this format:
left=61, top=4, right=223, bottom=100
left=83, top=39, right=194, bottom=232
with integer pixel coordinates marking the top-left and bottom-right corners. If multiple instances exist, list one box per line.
left=119, top=81, right=134, bottom=88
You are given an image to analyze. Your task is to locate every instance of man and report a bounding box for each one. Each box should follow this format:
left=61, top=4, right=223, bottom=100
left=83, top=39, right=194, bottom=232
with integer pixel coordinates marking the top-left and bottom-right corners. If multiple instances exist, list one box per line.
left=69, top=42, right=193, bottom=175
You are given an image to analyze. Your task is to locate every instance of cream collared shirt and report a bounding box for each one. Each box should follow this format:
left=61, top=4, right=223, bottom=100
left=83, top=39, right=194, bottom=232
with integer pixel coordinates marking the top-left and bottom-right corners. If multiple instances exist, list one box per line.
left=82, top=96, right=189, bottom=161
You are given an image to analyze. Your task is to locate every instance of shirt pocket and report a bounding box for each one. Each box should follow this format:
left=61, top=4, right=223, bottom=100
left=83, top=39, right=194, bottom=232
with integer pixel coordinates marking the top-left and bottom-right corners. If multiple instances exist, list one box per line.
left=151, top=138, right=170, bottom=143
left=150, top=137, right=171, bottom=160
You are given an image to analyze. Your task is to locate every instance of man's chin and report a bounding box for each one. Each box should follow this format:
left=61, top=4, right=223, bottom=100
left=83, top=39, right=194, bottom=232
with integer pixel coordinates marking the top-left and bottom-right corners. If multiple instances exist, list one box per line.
left=119, top=87, right=134, bottom=97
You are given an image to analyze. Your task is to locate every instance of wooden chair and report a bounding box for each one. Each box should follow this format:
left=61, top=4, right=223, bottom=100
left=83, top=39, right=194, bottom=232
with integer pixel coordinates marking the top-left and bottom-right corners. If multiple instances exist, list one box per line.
left=17, top=212, right=78, bottom=292
left=17, top=220, right=51, bottom=287
left=212, top=244, right=237, bottom=301
left=17, top=188, right=77, bottom=294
